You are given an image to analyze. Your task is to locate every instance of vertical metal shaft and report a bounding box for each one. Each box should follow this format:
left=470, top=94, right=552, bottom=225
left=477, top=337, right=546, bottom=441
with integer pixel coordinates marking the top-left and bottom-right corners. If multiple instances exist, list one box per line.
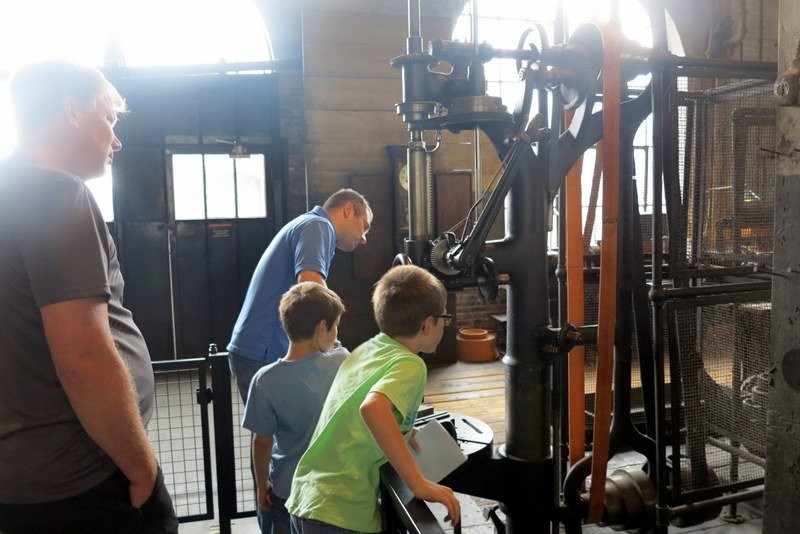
left=407, top=0, right=422, bottom=54
left=650, top=1, right=669, bottom=532
left=472, top=0, right=482, bottom=223
left=408, top=130, right=431, bottom=242
left=503, top=149, right=551, bottom=533
left=400, top=0, right=432, bottom=265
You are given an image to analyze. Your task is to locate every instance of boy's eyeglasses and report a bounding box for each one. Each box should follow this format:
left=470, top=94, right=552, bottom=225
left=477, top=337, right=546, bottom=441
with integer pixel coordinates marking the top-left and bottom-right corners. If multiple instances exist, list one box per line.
left=434, top=314, right=453, bottom=326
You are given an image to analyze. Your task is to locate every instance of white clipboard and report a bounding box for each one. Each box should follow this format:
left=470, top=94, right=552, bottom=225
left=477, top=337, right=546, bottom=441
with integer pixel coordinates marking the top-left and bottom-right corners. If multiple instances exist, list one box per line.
left=408, top=419, right=468, bottom=483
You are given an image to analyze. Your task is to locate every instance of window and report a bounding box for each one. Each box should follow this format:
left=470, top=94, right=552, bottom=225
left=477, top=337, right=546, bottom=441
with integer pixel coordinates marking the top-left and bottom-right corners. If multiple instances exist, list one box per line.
left=172, top=153, right=267, bottom=221
left=0, top=0, right=273, bottom=222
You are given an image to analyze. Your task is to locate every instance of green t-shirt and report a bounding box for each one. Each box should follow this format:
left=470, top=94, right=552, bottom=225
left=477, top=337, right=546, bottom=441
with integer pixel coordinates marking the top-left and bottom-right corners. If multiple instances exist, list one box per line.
left=286, top=333, right=426, bottom=532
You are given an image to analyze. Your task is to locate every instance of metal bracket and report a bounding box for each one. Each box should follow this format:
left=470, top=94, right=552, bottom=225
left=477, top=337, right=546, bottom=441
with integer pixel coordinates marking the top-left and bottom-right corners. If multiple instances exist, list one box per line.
left=775, top=38, right=800, bottom=106
left=774, top=73, right=799, bottom=106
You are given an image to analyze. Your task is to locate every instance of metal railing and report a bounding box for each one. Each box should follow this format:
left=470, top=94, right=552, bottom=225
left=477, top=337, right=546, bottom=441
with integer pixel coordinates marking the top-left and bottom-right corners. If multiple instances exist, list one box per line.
left=150, top=352, right=256, bottom=533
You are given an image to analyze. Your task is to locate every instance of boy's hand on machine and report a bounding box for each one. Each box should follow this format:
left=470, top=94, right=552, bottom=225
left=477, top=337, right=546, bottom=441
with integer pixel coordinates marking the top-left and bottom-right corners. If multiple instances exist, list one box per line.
left=412, top=480, right=460, bottom=526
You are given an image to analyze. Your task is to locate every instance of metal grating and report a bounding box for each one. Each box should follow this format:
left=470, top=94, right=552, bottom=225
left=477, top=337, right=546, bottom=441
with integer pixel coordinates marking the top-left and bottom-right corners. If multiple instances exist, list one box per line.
left=150, top=369, right=211, bottom=519
left=681, top=79, right=776, bottom=267
left=666, top=72, right=775, bottom=499
left=231, top=382, right=257, bottom=514
left=672, top=300, right=770, bottom=495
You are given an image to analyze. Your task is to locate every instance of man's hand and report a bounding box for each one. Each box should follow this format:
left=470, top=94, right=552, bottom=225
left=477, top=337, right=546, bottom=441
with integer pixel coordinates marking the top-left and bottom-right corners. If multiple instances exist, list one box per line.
left=411, top=479, right=461, bottom=527
left=42, top=297, right=159, bottom=510
left=129, top=463, right=158, bottom=508
left=257, top=486, right=274, bottom=512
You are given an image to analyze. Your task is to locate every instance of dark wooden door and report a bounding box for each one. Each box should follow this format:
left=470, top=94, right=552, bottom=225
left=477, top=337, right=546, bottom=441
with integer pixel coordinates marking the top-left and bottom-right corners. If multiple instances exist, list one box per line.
left=110, top=73, right=284, bottom=359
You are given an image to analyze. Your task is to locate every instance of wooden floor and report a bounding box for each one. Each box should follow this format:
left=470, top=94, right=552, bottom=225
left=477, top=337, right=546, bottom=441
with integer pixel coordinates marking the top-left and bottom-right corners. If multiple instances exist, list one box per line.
left=423, top=349, right=739, bottom=448
left=425, top=360, right=507, bottom=443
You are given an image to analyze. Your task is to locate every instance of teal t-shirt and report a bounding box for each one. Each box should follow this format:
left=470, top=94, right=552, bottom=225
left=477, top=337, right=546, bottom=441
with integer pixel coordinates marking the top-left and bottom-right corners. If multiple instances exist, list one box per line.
left=286, top=333, right=426, bottom=532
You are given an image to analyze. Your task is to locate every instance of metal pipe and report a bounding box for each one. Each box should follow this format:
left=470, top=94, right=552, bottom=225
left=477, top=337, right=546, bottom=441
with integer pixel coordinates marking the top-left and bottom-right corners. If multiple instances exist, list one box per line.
left=639, top=56, right=776, bottom=72
left=555, top=173, right=569, bottom=534
left=502, top=146, right=552, bottom=534
left=670, top=290, right=772, bottom=309
left=681, top=265, right=766, bottom=278
left=471, top=0, right=479, bottom=57
left=654, top=281, right=771, bottom=300
left=649, top=1, right=668, bottom=532
left=408, top=130, right=431, bottom=242
left=706, top=436, right=767, bottom=469
left=471, top=0, right=482, bottom=222
left=407, top=0, right=422, bottom=54
left=669, top=486, right=764, bottom=518
left=210, top=355, right=236, bottom=534
left=473, top=131, right=482, bottom=222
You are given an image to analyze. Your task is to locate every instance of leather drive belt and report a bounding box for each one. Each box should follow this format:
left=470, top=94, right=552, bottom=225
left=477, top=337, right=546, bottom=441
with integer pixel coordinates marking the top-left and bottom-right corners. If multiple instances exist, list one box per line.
left=543, top=20, right=624, bottom=525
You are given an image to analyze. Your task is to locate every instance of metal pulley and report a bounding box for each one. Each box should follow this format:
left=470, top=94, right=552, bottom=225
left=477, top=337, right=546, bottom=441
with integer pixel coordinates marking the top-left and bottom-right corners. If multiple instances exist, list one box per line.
left=596, top=469, right=657, bottom=532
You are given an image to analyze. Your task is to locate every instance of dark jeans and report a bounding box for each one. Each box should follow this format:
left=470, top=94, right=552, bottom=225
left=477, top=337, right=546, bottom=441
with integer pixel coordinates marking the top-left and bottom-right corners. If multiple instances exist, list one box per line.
left=0, top=466, right=178, bottom=534
left=229, top=351, right=265, bottom=404
left=259, top=490, right=291, bottom=534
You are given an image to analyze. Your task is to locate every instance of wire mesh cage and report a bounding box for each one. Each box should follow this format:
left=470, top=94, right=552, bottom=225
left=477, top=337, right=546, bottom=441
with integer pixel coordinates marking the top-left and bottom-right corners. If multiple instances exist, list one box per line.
left=680, top=78, right=776, bottom=267
left=669, top=299, right=770, bottom=498
left=665, top=69, right=776, bottom=500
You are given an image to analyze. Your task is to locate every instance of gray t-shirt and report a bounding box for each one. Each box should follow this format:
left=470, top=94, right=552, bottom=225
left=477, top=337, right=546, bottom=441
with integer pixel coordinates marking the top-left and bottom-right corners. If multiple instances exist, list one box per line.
left=242, top=347, right=349, bottom=499
left=0, top=154, right=155, bottom=504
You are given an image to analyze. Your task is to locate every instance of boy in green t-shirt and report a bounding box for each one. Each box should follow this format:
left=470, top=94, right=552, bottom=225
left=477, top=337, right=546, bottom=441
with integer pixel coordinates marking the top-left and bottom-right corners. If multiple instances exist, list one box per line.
left=286, top=265, right=460, bottom=533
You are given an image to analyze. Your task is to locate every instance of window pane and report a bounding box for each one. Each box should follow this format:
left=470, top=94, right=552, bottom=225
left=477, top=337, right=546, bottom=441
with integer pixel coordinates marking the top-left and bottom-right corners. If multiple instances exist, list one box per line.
left=634, top=148, right=649, bottom=210
left=85, top=168, right=114, bottom=222
left=204, top=155, right=236, bottom=219
left=235, top=155, right=267, bottom=218
left=0, top=81, right=13, bottom=159
left=173, top=154, right=205, bottom=220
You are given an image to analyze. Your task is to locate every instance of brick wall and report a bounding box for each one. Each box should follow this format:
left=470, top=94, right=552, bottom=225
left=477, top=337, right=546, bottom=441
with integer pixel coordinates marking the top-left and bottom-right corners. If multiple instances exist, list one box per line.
left=455, top=287, right=508, bottom=349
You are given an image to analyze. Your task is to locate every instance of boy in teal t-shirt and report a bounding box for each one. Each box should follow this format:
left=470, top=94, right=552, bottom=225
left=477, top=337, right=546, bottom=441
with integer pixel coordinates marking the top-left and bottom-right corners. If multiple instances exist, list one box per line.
left=286, top=265, right=460, bottom=533
left=243, top=282, right=347, bottom=533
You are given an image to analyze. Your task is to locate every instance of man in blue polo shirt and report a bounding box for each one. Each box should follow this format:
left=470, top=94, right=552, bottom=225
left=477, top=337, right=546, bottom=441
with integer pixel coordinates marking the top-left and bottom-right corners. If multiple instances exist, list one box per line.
left=227, top=188, right=372, bottom=402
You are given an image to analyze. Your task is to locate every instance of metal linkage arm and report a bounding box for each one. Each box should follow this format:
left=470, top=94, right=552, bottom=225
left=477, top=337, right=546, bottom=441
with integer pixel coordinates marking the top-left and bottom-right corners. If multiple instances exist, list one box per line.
left=446, top=142, right=530, bottom=272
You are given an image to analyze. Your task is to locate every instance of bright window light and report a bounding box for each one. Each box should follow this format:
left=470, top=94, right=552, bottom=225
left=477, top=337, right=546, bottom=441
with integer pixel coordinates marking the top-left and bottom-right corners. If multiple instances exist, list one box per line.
left=0, top=0, right=272, bottom=222
left=172, top=153, right=267, bottom=221
left=0, top=0, right=271, bottom=69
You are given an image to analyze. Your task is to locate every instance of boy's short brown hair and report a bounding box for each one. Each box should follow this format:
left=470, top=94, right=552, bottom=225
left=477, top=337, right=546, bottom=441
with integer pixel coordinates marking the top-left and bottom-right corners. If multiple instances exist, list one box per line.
left=372, top=265, right=447, bottom=337
left=279, top=282, right=345, bottom=342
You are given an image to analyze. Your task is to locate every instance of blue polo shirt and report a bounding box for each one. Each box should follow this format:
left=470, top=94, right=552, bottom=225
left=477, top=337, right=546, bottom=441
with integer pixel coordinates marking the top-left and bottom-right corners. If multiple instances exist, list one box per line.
left=227, top=206, right=337, bottom=363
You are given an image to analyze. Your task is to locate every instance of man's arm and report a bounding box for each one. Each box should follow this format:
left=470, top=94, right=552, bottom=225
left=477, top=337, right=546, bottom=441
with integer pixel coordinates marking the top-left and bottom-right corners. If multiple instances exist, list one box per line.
left=360, top=392, right=460, bottom=525
left=252, top=434, right=274, bottom=511
left=41, top=296, right=158, bottom=507
left=297, top=270, right=326, bottom=286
